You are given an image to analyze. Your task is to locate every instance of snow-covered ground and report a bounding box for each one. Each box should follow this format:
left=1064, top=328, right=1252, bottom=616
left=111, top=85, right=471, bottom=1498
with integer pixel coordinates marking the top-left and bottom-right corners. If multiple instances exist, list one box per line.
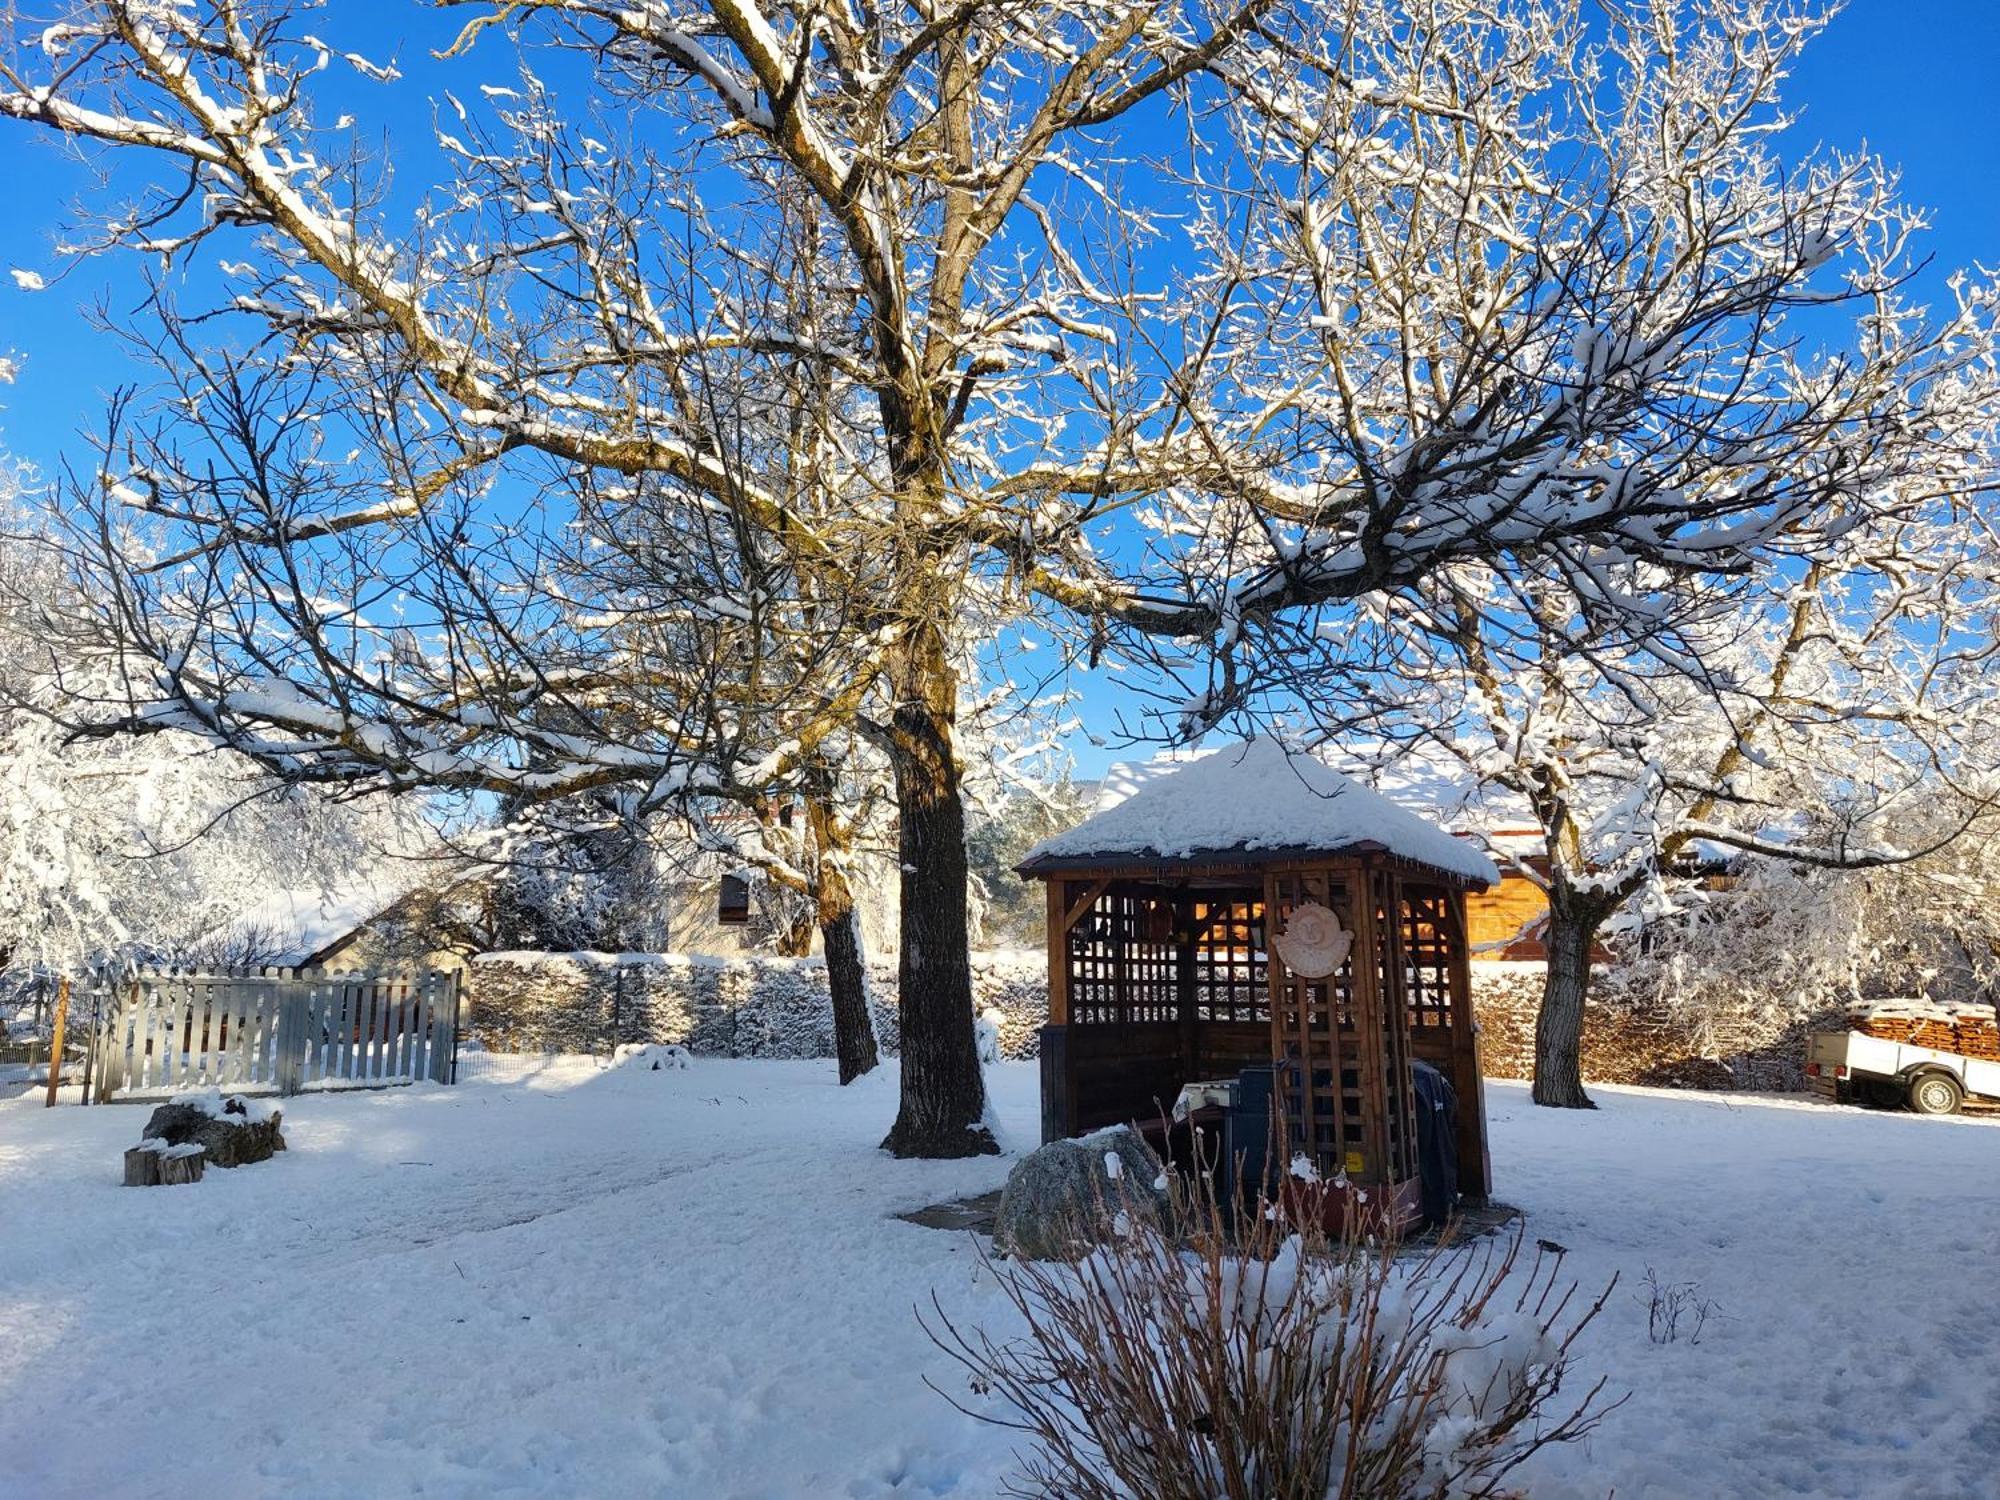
left=2, top=1061, right=1995, bottom=1499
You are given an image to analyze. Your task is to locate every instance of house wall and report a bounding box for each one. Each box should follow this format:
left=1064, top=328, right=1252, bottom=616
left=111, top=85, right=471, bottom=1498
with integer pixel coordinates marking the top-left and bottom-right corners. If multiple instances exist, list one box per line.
left=662, top=871, right=902, bottom=958
left=1465, top=872, right=1552, bottom=959
left=312, top=927, right=469, bottom=977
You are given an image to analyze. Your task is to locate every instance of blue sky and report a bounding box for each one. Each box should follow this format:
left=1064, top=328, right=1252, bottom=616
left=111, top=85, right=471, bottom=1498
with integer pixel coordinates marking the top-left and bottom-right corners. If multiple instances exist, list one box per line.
left=1, top=2, right=1996, bottom=778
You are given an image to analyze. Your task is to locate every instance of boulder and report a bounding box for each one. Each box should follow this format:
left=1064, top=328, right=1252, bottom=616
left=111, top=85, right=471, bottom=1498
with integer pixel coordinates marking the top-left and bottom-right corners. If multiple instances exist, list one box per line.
left=143, top=1092, right=285, bottom=1168
left=993, top=1125, right=1172, bottom=1261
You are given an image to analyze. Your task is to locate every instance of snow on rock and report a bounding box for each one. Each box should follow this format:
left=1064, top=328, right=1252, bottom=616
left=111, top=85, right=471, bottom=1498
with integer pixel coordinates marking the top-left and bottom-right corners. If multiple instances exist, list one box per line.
left=166, top=1088, right=277, bottom=1125
left=994, top=1122, right=1169, bottom=1262
left=142, top=1093, right=286, bottom=1168
left=1020, top=737, right=1498, bottom=885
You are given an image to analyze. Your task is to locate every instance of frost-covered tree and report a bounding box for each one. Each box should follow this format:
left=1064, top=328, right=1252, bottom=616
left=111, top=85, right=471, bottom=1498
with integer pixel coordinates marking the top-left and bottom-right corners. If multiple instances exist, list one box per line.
left=1622, top=786, right=2000, bottom=1027
left=1288, top=471, right=2000, bottom=1106
left=1437, top=548, right=1994, bottom=1108
left=0, top=463, right=427, bottom=1005
left=6, top=0, right=1993, bottom=1150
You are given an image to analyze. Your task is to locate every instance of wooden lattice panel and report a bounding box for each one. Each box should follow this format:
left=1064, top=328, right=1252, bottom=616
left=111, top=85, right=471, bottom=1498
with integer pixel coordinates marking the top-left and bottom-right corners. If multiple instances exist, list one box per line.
left=1192, top=899, right=1267, bottom=1023
left=1263, top=866, right=1425, bottom=1188
left=1067, top=887, right=1180, bottom=1026
left=1370, top=872, right=1419, bottom=1186
left=1399, top=884, right=1457, bottom=1035
left=1266, top=869, right=1369, bottom=1177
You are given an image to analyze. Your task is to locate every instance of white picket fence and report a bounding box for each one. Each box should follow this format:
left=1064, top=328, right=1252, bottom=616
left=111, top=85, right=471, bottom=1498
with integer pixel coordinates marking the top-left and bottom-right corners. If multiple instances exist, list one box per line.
left=88, top=969, right=462, bottom=1101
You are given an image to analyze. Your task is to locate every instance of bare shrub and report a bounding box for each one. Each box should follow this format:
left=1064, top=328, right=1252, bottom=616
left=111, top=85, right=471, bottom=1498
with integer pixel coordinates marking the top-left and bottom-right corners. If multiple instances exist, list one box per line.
left=924, top=1174, right=1621, bottom=1499
left=1639, top=1269, right=1720, bottom=1346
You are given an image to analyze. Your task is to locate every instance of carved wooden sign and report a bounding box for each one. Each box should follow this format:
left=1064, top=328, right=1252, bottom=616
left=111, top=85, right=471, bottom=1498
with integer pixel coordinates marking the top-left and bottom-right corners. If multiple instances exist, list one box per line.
left=1273, top=902, right=1353, bottom=979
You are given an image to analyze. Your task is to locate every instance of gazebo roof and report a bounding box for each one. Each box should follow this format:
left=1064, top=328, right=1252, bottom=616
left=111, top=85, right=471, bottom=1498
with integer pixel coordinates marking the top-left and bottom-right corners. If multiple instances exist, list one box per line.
left=1018, top=738, right=1498, bottom=887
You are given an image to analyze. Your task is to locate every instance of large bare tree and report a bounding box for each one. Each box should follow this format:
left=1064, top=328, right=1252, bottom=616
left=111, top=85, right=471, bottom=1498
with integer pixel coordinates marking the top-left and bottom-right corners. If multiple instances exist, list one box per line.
left=6, top=0, right=1990, bottom=1152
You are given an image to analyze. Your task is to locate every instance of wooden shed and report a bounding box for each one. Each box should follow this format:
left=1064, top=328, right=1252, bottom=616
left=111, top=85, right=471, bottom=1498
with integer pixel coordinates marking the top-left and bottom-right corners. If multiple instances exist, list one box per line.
left=1017, top=739, right=1495, bottom=1224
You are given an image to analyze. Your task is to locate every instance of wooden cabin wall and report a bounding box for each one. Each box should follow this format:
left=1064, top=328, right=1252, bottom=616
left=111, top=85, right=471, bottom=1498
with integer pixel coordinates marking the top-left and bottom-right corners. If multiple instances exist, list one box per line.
left=1064, top=1021, right=1186, bottom=1133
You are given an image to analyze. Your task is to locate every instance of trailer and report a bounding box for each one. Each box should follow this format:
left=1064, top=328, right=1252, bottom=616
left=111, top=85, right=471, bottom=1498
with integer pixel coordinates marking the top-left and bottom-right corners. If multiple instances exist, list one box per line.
left=1806, top=1029, right=2000, bottom=1115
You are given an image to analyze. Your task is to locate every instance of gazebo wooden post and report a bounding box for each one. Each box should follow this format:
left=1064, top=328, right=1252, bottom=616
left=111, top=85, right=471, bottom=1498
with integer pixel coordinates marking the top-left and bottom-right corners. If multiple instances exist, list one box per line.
left=1040, top=878, right=1071, bottom=1142
left=1174, top=891, right=1198, bottom=1080
left=1349, top=862, right=1391, bottom=1184
left=1044, top=879, right=1069, bottom=1028
left=1445, top=889, right=1493, bottom=1198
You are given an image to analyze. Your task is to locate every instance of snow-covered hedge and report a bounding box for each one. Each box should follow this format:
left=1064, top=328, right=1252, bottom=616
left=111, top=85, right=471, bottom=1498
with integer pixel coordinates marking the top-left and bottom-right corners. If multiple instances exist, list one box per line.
left=468, top=949, right=1049, bottom=1061
left=470, top=950, right=1832, bottom=1088
left=1471, top=960, right=1840, bottom=1091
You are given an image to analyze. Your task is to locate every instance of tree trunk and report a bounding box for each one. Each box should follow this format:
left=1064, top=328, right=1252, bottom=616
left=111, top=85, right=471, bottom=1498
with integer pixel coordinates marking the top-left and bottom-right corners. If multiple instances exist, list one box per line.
left=805, top=778, right=880, bottom=1086
left=775, top=908, right=816, bottom=958
left=1533, top=894, right=1603, bottom=1109
left=821, top=899, right=879, bottom=1086
left=879, top=626, right=995, bottom=1157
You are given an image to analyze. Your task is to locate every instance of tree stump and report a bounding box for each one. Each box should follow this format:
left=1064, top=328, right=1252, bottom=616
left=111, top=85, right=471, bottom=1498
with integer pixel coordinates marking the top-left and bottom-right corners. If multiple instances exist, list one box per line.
left=142, top=1095, right=284, bottom=1166
left=123, top=1142, right=206, bottom=1186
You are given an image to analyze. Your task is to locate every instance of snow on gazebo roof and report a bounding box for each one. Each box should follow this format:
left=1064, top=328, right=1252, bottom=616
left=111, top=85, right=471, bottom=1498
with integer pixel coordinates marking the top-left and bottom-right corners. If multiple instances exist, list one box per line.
left=1020, top=738, right=1499, bottom=886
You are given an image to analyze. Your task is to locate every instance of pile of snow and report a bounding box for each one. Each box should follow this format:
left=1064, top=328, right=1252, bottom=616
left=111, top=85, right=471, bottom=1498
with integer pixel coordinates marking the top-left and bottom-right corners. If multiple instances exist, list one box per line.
left=974, top=1008, right=1003, bottom=1065
left=132, top=1138, right=205, bottom=1159
left=1022, top=738, right=1497, bottom=885
left=612, top=1042, right=690, bottom=1071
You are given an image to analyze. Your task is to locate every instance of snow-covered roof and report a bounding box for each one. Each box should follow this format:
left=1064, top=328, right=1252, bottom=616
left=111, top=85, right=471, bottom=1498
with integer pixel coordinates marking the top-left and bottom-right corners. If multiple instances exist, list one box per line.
left=219, top=873, right=429, bottom=966
left=1020, top=739, right=1498, bottom=886
left=1326, top=742, right=1544, bottom=857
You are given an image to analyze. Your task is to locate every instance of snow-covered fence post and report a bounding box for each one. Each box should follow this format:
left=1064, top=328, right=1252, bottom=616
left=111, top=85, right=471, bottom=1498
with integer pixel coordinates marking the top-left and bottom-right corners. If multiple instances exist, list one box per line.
left=444, top=970, right=463, bottom=1084
left=41, top=976, right=68, bottom=1108
left=272, top=970, right=307, bottom=1096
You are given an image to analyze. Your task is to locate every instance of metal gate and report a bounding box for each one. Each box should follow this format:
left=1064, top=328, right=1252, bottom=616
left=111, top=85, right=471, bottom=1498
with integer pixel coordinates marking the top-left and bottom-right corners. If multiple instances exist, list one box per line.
left=88, top=968, right=461, bottom=1101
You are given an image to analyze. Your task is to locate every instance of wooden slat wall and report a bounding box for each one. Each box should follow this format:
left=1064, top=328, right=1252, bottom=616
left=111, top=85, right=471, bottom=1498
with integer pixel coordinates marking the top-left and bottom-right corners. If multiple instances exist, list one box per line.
left=1065, top=1021, right=1185, bottom=1133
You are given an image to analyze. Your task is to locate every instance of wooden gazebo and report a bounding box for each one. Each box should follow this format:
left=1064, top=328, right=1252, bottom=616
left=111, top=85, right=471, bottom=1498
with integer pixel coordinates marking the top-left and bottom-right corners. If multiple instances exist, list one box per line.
left=1017, top=739, right=1495, bottom=1221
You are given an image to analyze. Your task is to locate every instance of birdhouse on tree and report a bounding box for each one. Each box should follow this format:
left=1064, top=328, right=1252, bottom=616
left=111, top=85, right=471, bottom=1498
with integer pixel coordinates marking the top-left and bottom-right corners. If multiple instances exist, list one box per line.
left=717, top=872, right=752, bottom=926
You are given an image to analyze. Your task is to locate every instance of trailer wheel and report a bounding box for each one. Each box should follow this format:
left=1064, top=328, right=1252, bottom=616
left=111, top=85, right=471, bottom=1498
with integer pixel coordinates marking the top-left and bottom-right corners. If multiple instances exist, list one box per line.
left=1907, top=1072, right=1964, bottom=1117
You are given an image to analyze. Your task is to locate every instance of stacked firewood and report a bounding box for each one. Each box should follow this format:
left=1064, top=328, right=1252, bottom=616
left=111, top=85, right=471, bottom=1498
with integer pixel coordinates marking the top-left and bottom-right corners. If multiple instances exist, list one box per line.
left=1848, top=1000, right=2000, bottom=1058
